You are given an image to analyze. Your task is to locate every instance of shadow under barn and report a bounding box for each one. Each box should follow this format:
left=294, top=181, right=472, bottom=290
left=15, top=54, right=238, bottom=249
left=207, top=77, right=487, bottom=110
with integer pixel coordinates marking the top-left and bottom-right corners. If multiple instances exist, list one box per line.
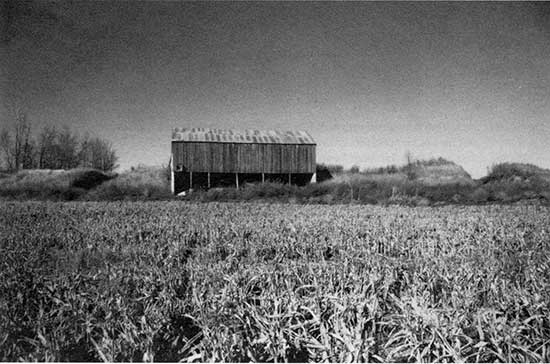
left=173, top=171, right=313, bottom=192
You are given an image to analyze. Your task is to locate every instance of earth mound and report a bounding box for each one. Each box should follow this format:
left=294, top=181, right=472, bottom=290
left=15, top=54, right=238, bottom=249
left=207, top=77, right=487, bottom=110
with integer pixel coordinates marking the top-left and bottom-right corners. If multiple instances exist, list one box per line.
left=481, top=163, right=550, bottom=185
left=413, top=159, right=474, bottom=185
left=478, top=163, right=550, bottom=203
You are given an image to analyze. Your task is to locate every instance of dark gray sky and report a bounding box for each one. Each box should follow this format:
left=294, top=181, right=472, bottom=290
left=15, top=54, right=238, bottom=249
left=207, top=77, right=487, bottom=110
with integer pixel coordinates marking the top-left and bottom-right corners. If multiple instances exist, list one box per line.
left=2, top=1, right=550, bottom=177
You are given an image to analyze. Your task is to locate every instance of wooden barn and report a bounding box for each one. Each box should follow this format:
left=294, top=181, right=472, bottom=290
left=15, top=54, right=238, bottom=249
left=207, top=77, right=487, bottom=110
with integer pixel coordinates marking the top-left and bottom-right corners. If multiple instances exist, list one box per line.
left=170, top=127, right=316, bottom=194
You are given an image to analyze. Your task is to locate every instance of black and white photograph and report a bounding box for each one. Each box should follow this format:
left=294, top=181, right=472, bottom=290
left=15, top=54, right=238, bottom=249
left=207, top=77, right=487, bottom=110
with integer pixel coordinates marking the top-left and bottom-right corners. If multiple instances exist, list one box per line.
left=1, top=0, right=550, bottom=362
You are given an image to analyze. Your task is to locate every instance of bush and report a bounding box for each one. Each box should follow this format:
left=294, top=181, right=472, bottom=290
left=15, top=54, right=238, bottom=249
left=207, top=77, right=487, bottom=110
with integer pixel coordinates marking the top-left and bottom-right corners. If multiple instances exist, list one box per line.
left=416, top=183, right=472, bottom=203
left=0, top=169, right=113, bottom=201
left=325, top=164, right=344, bottom=175
left=469, top=187, right=490, bottom=203
left=488, top=163, right=538, bottom=180
left=315, top=164, right=333, bottom=183
left=297, top=181, right=334, bottom=200
left=199, top=188, right=238, bottom=202
left=84, top=166, right=171, bottom=201
left=186, top=183, right=298, bottom=203
left=242, top=183, right=296, bottom=199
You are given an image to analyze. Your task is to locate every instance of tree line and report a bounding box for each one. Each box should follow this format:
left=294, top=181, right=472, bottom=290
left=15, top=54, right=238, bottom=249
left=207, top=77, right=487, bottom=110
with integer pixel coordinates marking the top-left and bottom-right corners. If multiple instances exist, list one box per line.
left=0, top=113, right=118, bottom=172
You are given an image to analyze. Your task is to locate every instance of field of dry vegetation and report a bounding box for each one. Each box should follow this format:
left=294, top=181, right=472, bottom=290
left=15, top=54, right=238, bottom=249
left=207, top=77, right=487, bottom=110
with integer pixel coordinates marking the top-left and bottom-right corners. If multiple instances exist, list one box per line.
left=1, top=201, right=549, bottom=362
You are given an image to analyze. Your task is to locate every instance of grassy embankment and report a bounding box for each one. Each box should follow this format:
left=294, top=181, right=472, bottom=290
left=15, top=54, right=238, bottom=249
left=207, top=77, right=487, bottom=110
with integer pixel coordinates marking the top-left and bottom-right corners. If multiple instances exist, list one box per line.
left=1, top=160, right=549, bottom=205
left=189, top=161, right=550, bottom=205
left=0, top=166, right=171, bottom=201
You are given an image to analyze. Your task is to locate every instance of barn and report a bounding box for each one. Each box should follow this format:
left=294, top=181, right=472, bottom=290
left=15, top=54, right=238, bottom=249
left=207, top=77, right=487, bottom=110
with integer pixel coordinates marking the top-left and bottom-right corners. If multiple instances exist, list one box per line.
left=170, top=127, right=316, bottom=194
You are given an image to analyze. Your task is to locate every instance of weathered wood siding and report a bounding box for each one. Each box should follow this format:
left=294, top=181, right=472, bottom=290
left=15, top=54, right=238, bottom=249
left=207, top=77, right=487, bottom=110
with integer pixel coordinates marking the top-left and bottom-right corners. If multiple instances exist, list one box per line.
left=172, top=142, right=315, bottom=173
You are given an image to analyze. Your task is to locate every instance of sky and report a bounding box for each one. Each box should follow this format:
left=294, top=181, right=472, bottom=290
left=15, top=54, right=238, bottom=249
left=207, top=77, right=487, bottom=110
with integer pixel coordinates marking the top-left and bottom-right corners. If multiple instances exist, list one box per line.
left=2, top=1, right=550, bottom=177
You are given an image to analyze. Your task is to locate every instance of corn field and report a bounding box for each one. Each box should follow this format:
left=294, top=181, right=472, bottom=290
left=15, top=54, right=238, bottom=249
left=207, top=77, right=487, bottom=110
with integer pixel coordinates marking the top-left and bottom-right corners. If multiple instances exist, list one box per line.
left=1, top=201, right=549, bottom=362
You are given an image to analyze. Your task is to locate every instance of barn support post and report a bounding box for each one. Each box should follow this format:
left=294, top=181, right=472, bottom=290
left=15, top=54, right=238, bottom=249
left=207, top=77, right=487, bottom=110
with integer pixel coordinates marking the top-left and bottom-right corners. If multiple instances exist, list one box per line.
left=235, top=173, right=239, bottom=189
left=262, top=173, right=265, bottom=184
left=207, top=172, right=211, bottom=189
left=171, top=169, right=175, bottom=194
left=170, top=155, right=175, bottom=194
left=189, top=171, right=193, bottom=190
left=288, top=173, right=291, bottom=185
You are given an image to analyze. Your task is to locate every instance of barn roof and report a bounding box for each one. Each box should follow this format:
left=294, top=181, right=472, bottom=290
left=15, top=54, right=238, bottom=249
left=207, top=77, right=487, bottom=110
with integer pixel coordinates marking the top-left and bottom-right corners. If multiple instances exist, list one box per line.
left=172, top=127, right=316, bottom=145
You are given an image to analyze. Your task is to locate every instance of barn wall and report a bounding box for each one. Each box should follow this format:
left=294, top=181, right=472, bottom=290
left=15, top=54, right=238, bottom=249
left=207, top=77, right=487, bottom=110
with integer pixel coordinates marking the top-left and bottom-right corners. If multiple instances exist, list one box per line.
left=172, top=142, right=315, bottom=173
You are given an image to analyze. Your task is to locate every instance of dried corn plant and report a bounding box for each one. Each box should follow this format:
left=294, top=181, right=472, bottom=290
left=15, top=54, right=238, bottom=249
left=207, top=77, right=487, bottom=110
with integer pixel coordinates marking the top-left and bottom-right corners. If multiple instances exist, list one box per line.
left=1, top=202, right=549, bottom=362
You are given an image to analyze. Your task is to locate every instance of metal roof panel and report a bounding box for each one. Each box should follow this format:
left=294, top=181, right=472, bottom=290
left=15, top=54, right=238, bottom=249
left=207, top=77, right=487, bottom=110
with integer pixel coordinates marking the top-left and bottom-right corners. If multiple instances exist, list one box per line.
left=172, top=127, right=316, bottom=145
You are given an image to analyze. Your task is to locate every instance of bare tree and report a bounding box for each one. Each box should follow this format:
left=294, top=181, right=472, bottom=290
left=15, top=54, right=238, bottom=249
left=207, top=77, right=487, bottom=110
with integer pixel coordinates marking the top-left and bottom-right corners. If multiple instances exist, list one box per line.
left=37, top=125, right=57, bottom=169
left=14, top=113, right=29, bottom=170
left=90, top=138, right=117, bottom=172
left=0, top=129, right=14, bottom=171
left=56, top=125, right=79, bottom=169
left=36, top=125, right=79, bottom=170
left=20, top=115, right=36, bottom=169
left=21, top=137, right=36, bottom=169
left=78, top=135, right=118, bottom=172
left=3, top=115, right=119, bottom=172
left=405, top=151, right=417, bottom=181
left=78, top=132, right=91, bottom=168
left=0, top=112, right=34, bottom=171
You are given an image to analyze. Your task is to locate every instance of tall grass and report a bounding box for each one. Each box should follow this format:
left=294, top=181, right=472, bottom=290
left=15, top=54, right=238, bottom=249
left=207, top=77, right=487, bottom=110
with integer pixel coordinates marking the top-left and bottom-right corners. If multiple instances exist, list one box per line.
left=84, top=165, right=171, bottom=200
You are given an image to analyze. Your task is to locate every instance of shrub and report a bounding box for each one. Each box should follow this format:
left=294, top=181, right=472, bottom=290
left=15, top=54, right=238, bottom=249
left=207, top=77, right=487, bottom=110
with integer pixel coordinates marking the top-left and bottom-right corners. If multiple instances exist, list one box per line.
left=488, top=163, right=538, bottom=180
left=325, top=164, right=344, bottom=175
left=84, top=166, right=171, bottom=201
left=242, top=182, right=296, bottom=199
left=349, top=165, right=360, bottom=174
left=315, top=164, right=333, bottom=183
left=297, top=181, right=334, bottom=200
left=469, top=187, right=490, bottom=203
left=0, top=169, right=113, bottom=201
left=416, top=183, right=472, bottom=203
